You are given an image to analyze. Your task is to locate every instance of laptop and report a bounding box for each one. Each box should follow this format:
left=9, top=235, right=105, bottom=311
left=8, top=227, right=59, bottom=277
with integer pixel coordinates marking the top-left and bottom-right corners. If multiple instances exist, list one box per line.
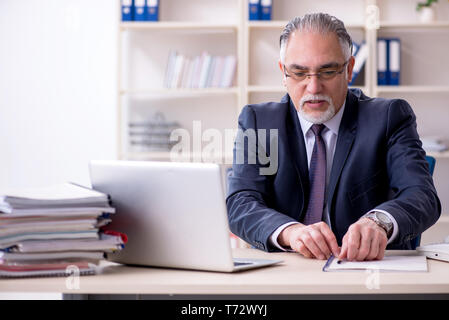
left=89, top=160, right=282, bottom=272
left=417, top=243, right=449, bottom=263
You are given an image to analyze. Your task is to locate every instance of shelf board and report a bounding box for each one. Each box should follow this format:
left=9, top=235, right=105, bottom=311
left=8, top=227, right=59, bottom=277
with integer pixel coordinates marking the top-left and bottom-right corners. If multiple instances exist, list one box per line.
left=125, top=150, right=449, bottom=162
left=247, top=20, right=365, bottom=29
left=379, top=21, right=449, bottom=29
left=376, top=85, right=449, bottom=93
left=247, top=85, right=366, bottom=93
left=120, top=21, right=238, bottom=32
left=125, top=151, right=234, bottom=163
left=427, top=151, right=449, bottom=159
left=120, top=87, right=240, bottom=96
left=247, top=85, right=285, bottom=93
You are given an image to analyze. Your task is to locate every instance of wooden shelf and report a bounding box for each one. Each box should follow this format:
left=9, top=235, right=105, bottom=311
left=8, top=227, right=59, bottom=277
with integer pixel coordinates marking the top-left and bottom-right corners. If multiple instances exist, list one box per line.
left=379, top=21, right=449, bottom=29
left=247, top=85, right=285, bottom=93
left=120, top=87, right=240, bottom=96
left=247, top=85, right=366, bottom=93
left=117, top=0, right=449, bottom=170
left=428, top=151, right=449, bottom=159
left=376, top=86, right=449, bottom=93
left=120, top=21, right=238, bottom=32
left=247, top=20, right=365, bottom=29
left=125, top=151, right=234, bottom=163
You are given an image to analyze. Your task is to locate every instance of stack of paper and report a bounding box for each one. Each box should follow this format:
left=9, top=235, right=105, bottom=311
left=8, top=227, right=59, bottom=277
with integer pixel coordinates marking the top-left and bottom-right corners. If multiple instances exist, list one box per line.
left=0, top=183, right=126, bottom=278
left=421, top=137, right=448, bottom=153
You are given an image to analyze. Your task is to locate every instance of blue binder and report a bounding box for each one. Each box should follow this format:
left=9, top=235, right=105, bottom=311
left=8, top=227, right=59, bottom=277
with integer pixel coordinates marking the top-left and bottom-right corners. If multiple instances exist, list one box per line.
left=388, top=38, right=401, bottom=85
left=260, top=0, right=272, bottom=20
left=133, top=0, right=146, bottom=21
left=349, top=42, right=368, bottom=86
left=352, top=41, right=360, bottom=58
left=121, top=0, right=133, bottom=22
left=146, top=0, right=159, bottom=21
left=377, top=38, right=388, bottom=85
left=249, top=0, right=260, bottom=20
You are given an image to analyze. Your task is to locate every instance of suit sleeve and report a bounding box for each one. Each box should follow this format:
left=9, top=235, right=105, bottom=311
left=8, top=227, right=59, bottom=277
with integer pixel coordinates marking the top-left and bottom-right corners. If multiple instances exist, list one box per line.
left=226, top=105, right=298, bottom=252
left=374, top=99, right=441, bottom=247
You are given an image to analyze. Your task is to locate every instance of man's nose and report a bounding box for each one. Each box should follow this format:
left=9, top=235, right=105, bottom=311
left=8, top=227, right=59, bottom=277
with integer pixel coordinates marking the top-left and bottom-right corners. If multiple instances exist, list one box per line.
left=306, top=75, right=323, bottom=94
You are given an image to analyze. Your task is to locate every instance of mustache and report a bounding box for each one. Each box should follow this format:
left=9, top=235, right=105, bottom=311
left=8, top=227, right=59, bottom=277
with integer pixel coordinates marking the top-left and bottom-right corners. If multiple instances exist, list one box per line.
left=299, top=94, right=333, bottom=108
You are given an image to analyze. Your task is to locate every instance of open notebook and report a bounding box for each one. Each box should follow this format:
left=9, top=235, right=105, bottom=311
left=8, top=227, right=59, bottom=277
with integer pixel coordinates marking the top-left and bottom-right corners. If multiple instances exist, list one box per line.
left=323, top=254, right=428, bottom=272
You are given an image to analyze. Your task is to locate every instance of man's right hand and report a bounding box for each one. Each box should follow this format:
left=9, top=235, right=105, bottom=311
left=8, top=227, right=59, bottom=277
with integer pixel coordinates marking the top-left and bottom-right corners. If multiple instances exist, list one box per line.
left=277, top=222, right=340, bottom=260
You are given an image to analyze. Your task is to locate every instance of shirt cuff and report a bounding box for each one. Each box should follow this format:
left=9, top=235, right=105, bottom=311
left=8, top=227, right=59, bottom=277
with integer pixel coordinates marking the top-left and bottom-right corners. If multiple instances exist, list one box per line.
left=364, top=209, right=399, bottom=245
left=269, top=222, right=300, bottom=252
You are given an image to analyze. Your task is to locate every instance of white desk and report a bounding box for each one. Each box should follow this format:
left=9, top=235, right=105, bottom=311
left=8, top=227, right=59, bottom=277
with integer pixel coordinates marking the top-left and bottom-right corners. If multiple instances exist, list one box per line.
left=1, top=248, right=449, bottom=297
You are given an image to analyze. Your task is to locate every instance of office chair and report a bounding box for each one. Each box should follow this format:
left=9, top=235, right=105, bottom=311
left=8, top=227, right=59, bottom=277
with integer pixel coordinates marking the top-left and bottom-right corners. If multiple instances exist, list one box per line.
left=410, top=155, right=436, bottom=249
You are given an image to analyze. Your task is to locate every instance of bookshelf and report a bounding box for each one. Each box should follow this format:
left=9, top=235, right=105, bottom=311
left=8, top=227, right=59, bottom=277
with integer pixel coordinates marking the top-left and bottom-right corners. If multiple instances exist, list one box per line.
left=116, top=0, right=449, bottom=212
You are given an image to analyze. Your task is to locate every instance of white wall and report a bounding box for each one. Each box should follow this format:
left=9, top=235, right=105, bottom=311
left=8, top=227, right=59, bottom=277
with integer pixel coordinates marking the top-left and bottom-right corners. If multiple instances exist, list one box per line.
left=0, top=0, right=117, bottom=190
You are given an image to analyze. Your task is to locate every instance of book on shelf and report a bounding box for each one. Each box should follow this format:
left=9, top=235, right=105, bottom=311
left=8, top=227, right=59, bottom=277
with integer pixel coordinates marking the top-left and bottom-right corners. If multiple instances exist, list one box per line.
left=377, top=38, right=401, bottom=86
left=248, top=0, right=272, bottom=21
left=133, top=0, right=146, bottom=21
left=260, top=0, right=272, bottom=21
left=0, top=182, right=126, bottom=278
left=163, top=51, right=237, bottom=89
left=349, top=41, right=368, bottom=86
left=121, top=0, right=133, bottom=22
left=248, top=0, right=260, bottom=20
left=146, top=0, right=159, bottom=21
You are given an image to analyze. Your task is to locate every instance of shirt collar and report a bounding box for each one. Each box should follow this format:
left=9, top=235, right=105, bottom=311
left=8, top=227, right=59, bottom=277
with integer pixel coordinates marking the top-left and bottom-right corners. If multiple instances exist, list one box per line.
left=297, top=100, right=346, bottom=137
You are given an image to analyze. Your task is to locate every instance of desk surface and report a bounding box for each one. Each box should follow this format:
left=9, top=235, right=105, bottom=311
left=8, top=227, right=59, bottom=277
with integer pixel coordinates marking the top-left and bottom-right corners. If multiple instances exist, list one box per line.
left=1, top=248, right=449, bottom=295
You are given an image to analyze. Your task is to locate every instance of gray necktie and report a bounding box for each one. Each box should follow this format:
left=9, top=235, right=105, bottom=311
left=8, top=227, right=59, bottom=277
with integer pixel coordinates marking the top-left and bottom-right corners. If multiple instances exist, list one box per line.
left=303, top=124, right=326, bottom=225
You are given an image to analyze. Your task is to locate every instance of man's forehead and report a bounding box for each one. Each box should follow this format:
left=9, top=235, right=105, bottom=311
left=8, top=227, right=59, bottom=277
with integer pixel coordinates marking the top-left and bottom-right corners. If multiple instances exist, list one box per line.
left=284, top=31, right=345, bottom=66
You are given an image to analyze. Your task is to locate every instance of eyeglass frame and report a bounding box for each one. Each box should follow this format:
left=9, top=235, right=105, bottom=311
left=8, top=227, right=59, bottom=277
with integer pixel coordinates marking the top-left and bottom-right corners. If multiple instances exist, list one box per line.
left=283, top=59, right=350, bottom=83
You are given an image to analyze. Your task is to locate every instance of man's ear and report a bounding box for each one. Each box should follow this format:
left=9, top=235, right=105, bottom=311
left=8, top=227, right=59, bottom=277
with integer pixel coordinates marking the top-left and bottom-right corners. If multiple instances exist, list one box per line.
left=279, top=60, right=287, bottom=86
left=346, top=56, right=355, bottom=84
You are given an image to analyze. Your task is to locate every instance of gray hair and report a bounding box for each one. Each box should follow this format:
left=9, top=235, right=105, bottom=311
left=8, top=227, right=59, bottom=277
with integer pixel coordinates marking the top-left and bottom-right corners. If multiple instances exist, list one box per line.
left=279, top=13, right=353, bottom=64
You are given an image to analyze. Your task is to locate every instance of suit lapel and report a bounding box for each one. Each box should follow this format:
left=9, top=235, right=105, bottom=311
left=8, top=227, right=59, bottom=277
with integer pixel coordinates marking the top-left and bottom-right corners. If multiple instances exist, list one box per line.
left=327, top=91, right=358, bottom=213
left=286, top=95, right=310, bottom=218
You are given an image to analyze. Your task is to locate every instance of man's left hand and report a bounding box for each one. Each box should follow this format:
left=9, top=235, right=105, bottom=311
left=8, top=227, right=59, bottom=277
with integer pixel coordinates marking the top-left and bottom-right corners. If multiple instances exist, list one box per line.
left=338, top=217, right=388, bottom=261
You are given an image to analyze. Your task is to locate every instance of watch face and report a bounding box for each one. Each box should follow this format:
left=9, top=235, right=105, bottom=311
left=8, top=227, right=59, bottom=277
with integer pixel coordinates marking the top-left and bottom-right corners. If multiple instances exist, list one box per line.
left=376, top=212, right=390, bottom=225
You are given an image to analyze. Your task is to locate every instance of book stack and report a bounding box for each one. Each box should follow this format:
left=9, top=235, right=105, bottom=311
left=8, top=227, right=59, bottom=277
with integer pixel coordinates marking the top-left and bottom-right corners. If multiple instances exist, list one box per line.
left=0, top=183, right=126, bottom=278
left=164, top=51, right=237, bottom=89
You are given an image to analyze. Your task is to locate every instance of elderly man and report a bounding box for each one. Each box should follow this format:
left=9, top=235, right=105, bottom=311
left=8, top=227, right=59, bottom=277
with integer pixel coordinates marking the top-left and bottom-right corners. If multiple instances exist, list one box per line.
left=226, top=13, right=440, bottom=261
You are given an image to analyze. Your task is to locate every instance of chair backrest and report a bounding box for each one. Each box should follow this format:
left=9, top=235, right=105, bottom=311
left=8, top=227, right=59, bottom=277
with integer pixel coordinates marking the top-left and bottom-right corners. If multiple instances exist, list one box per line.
left=410, top=155, right=436, bottom=249
left=426, top=155, right=436, bottom=175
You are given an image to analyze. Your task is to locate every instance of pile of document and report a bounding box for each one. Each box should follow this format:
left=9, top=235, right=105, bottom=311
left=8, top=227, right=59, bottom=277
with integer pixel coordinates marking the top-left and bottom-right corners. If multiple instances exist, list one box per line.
left=421, top=137, right=448, bottom=153
left=0, top=182, right=126, bottom=278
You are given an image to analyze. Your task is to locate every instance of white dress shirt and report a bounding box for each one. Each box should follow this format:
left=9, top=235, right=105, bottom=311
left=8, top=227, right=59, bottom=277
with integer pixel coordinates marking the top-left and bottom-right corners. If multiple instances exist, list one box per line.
left=269, top=101, right=398, bottom=251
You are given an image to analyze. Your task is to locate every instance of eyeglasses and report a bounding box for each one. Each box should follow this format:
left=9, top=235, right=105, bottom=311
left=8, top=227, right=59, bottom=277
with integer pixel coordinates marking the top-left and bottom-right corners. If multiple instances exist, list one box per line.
left=283, top=60, right=349, bottom=83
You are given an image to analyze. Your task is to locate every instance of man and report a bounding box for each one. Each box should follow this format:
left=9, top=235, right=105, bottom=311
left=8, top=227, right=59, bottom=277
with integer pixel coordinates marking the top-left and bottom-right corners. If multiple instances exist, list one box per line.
left=226, top=13, right=440, bottom=261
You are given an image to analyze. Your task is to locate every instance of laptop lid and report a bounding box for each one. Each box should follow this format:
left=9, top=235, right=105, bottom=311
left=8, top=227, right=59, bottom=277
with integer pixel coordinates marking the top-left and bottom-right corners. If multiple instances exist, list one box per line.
left=89, top=160, right=236, bottom=272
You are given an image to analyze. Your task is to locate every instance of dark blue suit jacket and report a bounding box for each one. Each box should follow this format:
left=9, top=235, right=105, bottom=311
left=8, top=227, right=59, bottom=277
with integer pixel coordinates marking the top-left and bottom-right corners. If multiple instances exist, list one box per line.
left=226, top=89, right=441, bottom=251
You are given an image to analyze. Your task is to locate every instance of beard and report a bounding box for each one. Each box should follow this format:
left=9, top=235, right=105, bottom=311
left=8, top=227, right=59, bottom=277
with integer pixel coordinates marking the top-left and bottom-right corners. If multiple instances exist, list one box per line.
left=298, top=94, right=336, bottom=124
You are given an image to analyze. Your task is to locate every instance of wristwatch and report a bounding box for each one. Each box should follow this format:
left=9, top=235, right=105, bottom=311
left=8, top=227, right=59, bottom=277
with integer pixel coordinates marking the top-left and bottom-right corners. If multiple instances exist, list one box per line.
left=364, top=211, right=393, bottom=238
